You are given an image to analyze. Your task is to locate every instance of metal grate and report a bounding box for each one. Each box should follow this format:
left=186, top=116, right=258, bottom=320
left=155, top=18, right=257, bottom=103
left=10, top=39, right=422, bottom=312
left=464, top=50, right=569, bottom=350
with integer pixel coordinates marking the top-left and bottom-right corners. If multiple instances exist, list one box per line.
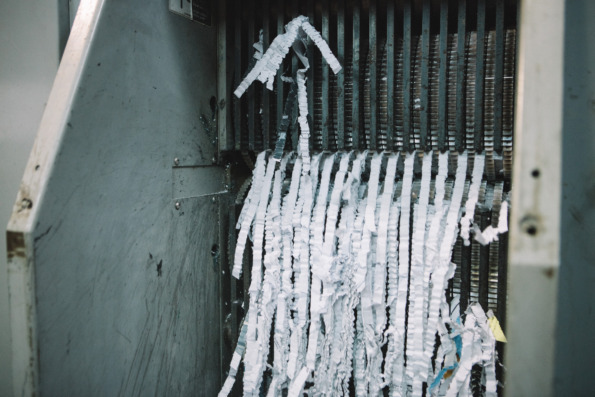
left=222, top=1, right=517, bottom=394
left=227, top=0, right=516, bottom=173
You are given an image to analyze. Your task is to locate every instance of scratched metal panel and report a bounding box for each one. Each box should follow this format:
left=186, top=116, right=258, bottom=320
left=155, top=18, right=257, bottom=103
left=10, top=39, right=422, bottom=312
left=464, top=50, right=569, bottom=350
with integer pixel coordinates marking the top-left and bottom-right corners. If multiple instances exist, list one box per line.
left=13, top=0, right=222, bottom=395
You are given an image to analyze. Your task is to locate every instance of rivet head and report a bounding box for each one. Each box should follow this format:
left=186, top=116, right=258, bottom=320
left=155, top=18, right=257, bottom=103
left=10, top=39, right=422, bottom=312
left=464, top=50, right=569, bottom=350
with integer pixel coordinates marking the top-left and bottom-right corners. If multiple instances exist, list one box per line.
left=212, top=196, right=217, bottom=203
left=175, top=202, right=181, bottom=210
left=174, top=157, right=180, bottom=166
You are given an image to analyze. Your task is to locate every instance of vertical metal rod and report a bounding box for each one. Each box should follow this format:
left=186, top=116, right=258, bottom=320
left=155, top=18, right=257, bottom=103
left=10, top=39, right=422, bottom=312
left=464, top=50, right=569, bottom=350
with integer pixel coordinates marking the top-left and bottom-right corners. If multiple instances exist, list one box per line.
left=494, top=0, right=505, bottom=153
left=420, top=0, right=430, bottom=151
left=217, top=0, right=229, bottom=152
left=369, top=0, right=378, bottom=151
left=247, top=0, right=255, bottom=150
left=233, top=0, right=242, bottom=151
left=455, top=0, right=466, bottom=153
left=308, top=0, right=315, bottom=151
left=262, top=0, right=270, bottom=150
left=276, top=0, right=285, bottom=152
left=474, top=0, right=486, bottom=152
left=337, top=0, right=346, bottom=150
left=402, top=0, right=412, bottom=152
left=352, top=0, right=361, bottom=150
left=321, top=0, right=330, bottom=150
left=438, top=0, right=448, bottom=152
left=386, top=0, right=395, bottom=151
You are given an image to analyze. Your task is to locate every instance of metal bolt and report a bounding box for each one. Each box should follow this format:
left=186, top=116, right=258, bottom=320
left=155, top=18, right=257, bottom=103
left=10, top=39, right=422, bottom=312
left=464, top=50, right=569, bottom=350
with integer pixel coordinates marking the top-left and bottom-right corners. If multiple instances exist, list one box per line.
left=174, top=157, right=180, bottom=166
left=20, top=198, right=33, bottom=210
left=520, top=215, right=539, bottom=237
left=175, top=202, right=181, bottom=210
left=212, top=196, right=217, bottom=203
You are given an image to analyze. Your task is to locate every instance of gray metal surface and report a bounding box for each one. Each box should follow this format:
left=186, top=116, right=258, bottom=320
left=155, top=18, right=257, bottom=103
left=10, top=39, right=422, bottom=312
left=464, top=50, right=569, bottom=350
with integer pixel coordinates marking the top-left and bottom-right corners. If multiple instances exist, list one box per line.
left=505, top=0, right=564, bottom=395
left=7, top=0, right=223, bottom=395
left=555, top=0, right=595, bottom=394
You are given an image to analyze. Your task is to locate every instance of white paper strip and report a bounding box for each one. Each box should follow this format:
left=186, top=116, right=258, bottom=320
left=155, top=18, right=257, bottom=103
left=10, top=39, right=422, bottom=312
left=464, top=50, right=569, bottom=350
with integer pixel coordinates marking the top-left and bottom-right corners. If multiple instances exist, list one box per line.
left=234, top=16, right=307, bottom=98
left=301, top=20, right=342, bottom=74
left=287, top=154, right=321, bottom=383
left=419, top=152, right=449, bottom=385
left=304, top=154, right=335, bottom=375
left=424, top=152, right=468, bottom=386
left=243, top=155, right=278, bottom=395
left=473, top=200, right=509, bottom=246
left=222, top=150, right=504, bottom=396
left=269, top=155, right=302, bottom=393
left=234, top=16, right=341, bottom=97
left=391, top=152, right=415, bottom=395
left=408, top=151, right=433, bottom=396
left=383, top=194, right=401, bottom=390
left=233, top=151, right=268, bottom=279
left=296, top=68, right=311, bottom=173
left=460, top=154, right=485, bottom=245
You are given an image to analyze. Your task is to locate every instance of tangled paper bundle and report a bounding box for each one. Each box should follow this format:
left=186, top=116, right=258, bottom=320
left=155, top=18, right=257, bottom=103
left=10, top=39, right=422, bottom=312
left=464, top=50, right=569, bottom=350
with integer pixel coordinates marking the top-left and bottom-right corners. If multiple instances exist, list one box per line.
left=220, top=16, right=507, bottom=397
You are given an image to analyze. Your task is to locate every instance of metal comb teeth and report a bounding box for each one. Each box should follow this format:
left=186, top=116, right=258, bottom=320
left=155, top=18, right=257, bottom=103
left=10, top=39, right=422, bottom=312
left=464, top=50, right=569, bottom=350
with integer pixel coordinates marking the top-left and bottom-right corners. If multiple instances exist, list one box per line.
left=411, top=35, right=422, bottom=152
left=503, top=29, right=516, bottom=180
left=484, top=31, right=497, bottom=181
left=429, top=35, right=440, bottom=152
left=343, top=50, right=354, bottom=151
left=377, top=43, right=389, bottom=152
left=465, top=31, right=477, bottom=155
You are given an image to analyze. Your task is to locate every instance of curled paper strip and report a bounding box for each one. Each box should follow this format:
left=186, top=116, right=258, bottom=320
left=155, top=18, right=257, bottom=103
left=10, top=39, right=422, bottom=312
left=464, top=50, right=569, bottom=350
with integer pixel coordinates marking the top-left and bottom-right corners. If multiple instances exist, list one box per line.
left=233, top=152, right=268, bottom=279
left=234, top=16, right=307, bottom=98
left=473, top=200, right=509, bottom=246
left=224, top=12, right=504, bottom=397
left=460, top=154, right=486, bottom=245
left=234, top=16, right=341, bottom=98
left=220, top=152, right=505, bottom=396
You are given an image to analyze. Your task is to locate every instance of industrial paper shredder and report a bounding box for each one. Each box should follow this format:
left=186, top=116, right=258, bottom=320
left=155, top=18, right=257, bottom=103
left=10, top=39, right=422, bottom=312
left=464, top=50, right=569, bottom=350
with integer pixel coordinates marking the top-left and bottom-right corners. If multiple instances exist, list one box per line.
left=5, top=0, right=574, bottom=395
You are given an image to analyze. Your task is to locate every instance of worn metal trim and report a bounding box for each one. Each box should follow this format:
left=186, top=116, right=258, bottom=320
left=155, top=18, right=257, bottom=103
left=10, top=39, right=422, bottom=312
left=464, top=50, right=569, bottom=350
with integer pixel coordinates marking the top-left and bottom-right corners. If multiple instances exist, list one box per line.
left=505, top=0, right=564, bottom=395
left=5, top=1, right=106, bottom=395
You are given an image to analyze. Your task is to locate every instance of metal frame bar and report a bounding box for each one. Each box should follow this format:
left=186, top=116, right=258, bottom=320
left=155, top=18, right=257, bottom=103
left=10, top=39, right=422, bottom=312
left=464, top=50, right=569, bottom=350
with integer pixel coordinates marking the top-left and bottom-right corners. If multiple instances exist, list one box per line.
left=506, top=0, right=564, bottom=395
left=437, top=0, right=448, bottom=152
left=386, top=0, right=395, bottom=151
left=368, top=0, right=378, bottom=150
left=337, top=0, right=346, bottom=150
left=352, top=0, right=361, bottom=150
left=420, top=0, right=430, bottom=151
left=402, top=0, right=412, bottom=152
left=233, top=0, right=242, bottom=150
left=493, top=0, right=504, bottom=153
left=455, top=0, right=466, bottom=153
left=474, top=0, right=486, bottom=152
left=321, top=0, right=330, bottom=150
left=247, top=0, right=255, bottom=150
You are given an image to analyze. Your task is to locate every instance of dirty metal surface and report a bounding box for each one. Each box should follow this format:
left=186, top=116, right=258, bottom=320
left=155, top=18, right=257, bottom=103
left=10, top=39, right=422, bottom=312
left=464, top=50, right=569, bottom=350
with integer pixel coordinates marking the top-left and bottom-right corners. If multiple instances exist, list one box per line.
left=7, top=0, right=224, bottom=395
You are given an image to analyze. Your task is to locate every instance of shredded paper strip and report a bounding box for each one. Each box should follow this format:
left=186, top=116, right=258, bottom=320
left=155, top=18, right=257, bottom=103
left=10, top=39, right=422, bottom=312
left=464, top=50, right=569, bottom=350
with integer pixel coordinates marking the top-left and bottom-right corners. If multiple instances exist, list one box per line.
left=220, top=15, right=506, bottom=397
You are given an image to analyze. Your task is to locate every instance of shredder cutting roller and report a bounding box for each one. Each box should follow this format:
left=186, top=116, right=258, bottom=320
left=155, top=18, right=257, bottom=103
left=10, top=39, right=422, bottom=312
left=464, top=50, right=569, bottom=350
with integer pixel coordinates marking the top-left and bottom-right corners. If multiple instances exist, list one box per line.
left=221, top=0, right=517, bottom=395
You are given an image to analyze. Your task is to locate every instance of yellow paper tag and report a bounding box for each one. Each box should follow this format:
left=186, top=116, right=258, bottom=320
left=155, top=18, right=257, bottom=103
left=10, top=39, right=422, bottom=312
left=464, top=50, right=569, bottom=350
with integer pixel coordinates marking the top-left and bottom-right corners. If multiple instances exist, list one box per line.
left=488, top=316, right=507, bottom=343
